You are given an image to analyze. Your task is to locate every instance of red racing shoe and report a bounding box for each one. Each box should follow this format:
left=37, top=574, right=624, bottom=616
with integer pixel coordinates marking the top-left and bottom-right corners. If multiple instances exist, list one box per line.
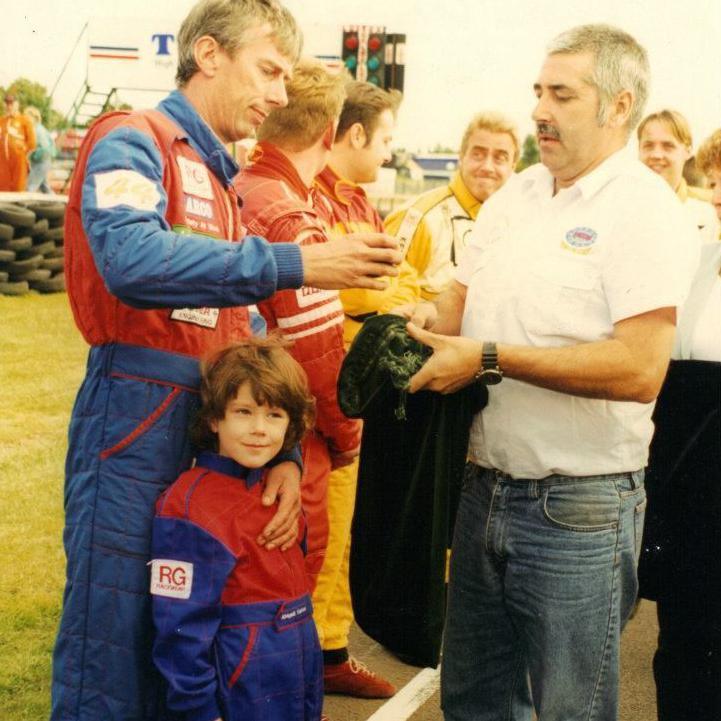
left=323, top=656, right=396, bottom=699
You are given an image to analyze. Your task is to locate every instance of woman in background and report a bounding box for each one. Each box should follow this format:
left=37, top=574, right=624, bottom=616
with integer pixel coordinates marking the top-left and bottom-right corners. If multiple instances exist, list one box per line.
left=25, top=106, right=55, bottom=193
left=640, top=128, right=721, bottom=721
left=638, top=109, right=719, bottom=243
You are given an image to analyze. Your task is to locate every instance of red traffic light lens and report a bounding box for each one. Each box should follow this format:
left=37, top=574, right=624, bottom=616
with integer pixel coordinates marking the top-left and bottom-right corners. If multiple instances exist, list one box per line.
left=368, top=35, right=382, bottom=51
left=344, top=35, right=359, bottom=51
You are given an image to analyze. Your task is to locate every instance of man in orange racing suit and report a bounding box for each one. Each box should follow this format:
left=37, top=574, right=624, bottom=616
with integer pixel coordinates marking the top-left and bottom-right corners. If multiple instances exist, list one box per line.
left=0, top=93, right=36, bottom=190
left=313, top=80, right=420, bottom=698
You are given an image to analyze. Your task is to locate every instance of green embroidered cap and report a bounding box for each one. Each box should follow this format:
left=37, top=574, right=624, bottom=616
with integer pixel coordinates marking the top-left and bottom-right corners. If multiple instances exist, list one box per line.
left=338, top=314, right=431, bottom=421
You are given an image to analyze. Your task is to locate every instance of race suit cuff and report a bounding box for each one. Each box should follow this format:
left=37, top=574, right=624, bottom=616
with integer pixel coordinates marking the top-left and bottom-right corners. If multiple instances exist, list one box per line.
left=272, top=244, right=304, bottom=290
left=267, top=444, right=303, bottom=472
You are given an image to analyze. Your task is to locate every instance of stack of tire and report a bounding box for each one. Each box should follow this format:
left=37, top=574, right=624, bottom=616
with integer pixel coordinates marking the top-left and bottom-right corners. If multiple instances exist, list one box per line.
left=0, top=200, right=66, bottom=296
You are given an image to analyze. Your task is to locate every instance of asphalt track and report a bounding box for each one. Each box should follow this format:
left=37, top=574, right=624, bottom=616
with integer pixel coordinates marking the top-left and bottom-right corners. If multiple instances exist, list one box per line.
left=323, top=599, right=659, bottom=720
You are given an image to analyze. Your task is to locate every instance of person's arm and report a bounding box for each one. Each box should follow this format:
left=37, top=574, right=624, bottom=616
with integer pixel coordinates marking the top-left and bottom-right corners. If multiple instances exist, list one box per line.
left=301, top=233, right=401, bottom=291
left=24, top=116, right=36, bottom=153
left=384, top=207, right=433, bottom=294
left=390, top=279, right=466, bottom=334
left=407, top=305, right=677, bottom=402
left=376, top=259, right=421, bottom=312
left=81, top=126, right=401, bottom=309
left=258, top=460, right=302, bottom=551
left=151, top=516, right=237, bottom=721
left=82, top=125, right=303, bottom=309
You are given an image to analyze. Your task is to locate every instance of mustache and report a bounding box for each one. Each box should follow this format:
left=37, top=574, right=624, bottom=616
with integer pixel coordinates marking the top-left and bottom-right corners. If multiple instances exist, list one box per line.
left=536, top=123, right=560, bottom=140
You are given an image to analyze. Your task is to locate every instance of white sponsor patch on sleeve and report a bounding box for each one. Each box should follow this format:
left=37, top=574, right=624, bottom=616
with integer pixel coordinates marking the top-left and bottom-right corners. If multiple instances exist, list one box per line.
left=177, top=157, right=214, bottom=200
left=169, top=307, right=220, bottom=329
left=94, top=169, right=161, bottom=211
left=395, top=207, right=423, bottom=259
left=149, top=559, right=194, bottom=599
left=295, top=286, right=338, bottom=308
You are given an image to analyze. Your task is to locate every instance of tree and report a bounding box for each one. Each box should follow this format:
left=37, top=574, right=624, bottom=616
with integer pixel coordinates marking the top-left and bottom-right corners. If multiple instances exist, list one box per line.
left=516, top=134, right=540, bottom=171
left=1, top=77, right=67, bottom=129
left=430, top=143, right=457, bottom=154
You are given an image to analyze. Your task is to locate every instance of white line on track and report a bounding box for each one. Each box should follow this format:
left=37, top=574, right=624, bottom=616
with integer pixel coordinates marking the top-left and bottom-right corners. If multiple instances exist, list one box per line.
left=366, top=666, right=441, bottom=721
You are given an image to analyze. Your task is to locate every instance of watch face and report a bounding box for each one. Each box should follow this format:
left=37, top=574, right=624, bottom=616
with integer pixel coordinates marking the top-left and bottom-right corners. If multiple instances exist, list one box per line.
left=480, top=369, right=503, bottom=385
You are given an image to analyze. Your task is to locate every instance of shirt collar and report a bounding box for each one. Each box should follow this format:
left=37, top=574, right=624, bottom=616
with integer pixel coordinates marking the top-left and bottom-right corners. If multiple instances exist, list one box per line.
left=195, top=451, right=265, bottom=488
left=157, top=90, right=239, bottom=186
left=449, top=173, right=482, bottom=219
left=573, top=147, right=635, bottom=199
left=523, top=146, right=633, bottom=201
left=316, top=164, right=366, bottom=206
left=248, top=141, right=312, bottom=201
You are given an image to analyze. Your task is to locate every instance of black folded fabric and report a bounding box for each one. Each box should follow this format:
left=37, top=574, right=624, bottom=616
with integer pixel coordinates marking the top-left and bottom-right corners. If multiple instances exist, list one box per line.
left=338, top=314, right=486, bottom=667
left=638, top=360, right=721, bottom=602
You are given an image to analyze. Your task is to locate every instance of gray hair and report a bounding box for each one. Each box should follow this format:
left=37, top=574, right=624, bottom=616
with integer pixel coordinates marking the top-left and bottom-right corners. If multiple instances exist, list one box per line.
left=176, top=0, right=302, bottom=87
left=547, top=24, right=649, bottom=131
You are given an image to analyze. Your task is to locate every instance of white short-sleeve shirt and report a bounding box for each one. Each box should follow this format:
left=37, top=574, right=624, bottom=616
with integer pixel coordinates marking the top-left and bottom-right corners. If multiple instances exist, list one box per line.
left=456, top=149, right=700, bottom=479
left=683, top=195, right=720, bottom=246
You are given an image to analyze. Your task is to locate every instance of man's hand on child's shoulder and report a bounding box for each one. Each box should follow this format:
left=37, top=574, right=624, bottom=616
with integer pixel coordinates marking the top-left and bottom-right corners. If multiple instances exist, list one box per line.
left=257, top=461, right=302, bottom=551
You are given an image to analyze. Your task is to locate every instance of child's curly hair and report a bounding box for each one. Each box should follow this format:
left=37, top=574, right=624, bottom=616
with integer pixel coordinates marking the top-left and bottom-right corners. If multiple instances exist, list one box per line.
left=191, top=335, right=315, bottom=454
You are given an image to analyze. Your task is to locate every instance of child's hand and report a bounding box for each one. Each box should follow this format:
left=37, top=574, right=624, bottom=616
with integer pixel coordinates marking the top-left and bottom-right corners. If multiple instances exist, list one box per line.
left=257, top=461, right=302, bottom=551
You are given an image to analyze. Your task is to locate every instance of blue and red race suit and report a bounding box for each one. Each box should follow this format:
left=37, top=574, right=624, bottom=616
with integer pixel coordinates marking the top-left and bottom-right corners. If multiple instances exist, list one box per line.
left=52, top=90, right=304, bottom=721
left=151, top=452, right=322, bottom=721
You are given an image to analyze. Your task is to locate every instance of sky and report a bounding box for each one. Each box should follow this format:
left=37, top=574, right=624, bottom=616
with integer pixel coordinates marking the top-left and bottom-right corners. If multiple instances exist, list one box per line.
left=3, top=0, right=720, bottom=153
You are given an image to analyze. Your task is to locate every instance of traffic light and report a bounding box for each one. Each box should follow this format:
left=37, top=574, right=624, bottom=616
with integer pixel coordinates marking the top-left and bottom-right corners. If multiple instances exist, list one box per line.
left=384, top=33, right=406, bottom=93
left=341, top=27, right=360, bottom=76
left=342, top=25, right=386, bottom=86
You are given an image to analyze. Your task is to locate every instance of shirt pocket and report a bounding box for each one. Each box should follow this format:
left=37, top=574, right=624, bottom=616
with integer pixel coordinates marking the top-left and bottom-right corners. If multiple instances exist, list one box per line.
left=520, top=255, right=602, bottom=341
left=465, top=242, right=512, bottom=298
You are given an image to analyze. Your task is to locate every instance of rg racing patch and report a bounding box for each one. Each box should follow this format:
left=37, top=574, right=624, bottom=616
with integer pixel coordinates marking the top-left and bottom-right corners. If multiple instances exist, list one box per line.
left=149, top=559, right=194, bottom=599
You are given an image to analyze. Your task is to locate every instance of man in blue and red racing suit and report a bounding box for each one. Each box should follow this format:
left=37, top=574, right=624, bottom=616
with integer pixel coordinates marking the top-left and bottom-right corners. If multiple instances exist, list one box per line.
left=51, top=3, right=401, bottom=720
left=235, top=59, right=362, bottom=592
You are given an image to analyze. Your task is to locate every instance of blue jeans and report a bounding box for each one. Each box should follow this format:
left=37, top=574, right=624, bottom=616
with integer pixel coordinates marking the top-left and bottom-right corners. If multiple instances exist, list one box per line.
left=441, top=464, right=646, bottom=721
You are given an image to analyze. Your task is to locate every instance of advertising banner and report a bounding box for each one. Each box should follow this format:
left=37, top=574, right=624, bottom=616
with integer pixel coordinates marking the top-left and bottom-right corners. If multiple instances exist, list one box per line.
left=87, top=17, right=181, bottom=91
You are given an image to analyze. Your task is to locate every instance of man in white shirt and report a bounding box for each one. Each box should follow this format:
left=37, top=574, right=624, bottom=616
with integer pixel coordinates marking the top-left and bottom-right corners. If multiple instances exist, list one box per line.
left=399, top=24, right=699, bottom=721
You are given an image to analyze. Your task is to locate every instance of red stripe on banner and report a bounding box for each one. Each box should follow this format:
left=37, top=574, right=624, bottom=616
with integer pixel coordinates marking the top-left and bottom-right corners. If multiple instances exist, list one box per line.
left=90, top=54, right=139, bottom=60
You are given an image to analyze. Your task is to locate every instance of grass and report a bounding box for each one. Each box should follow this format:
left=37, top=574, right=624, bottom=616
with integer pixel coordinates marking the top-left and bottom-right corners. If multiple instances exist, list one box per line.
left=0, top=292, right=88, bottom=721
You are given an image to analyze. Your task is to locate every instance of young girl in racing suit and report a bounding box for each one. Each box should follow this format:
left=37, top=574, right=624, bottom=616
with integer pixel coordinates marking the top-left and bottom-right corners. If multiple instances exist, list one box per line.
left=150, top=337, right=321, bottom=721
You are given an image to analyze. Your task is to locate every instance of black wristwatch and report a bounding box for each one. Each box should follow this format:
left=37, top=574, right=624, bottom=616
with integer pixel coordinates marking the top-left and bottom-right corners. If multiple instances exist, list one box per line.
left=474, top=341, right=503, bottom=385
